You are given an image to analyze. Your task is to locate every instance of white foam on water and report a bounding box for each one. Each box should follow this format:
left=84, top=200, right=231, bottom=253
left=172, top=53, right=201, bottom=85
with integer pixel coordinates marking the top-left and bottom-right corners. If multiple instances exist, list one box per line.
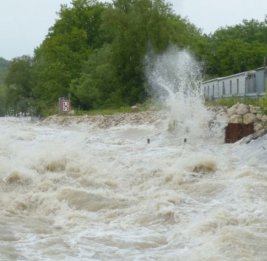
left=1, top=49, right=267, bottom=260
left=1, top=115, right=267, bottom=261
left=145, top=47, right=218, bottom=143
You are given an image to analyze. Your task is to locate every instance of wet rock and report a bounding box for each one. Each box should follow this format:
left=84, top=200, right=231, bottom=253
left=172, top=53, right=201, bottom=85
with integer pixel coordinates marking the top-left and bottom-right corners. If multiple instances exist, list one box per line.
left=229, top=114, right=243, bottom=124
left=216, top=103, right=267, bottom=142
left=236, top=103, right=249, bottom=115
left=257, top=113, right=263, bottom=120
left=241, top=128, right=267, bottom=144
left=243, top=113, right=257, bottom=124
left=254, top=122, right=264, bottom=132
left=249, top=105, right=261, bottom=114
left=262, top=115, right=267, bottom=122
left=42, top=110, right=163, bottom=128
left=227, top=105, right=238, bottom=117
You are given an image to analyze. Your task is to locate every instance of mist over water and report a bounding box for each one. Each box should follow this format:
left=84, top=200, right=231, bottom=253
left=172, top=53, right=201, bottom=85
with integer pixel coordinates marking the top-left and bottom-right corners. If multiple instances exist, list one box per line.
left=1, top=48, right=267, bottom=260
left=145, top=47, right=214, bottom=142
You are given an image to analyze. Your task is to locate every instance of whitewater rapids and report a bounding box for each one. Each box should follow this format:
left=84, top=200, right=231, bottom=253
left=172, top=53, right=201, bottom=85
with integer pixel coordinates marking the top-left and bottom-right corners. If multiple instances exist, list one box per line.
left=1, top=113, right=267, bottom=261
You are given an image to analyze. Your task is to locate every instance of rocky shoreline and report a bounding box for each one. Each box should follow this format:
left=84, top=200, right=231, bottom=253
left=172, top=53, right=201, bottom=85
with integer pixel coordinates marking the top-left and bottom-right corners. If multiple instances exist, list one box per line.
left=42, top=103, right=267, bottom=143
left=210, top=103, right=267, bottom=142
left=42, top=110, right=165, bottom=128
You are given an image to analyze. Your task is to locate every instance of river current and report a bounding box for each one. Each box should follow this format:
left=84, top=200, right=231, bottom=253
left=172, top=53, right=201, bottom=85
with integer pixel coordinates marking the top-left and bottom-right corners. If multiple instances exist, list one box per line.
left=1, top=48, right=267, bottom=260
left=1, top=114, right=267, bottom=261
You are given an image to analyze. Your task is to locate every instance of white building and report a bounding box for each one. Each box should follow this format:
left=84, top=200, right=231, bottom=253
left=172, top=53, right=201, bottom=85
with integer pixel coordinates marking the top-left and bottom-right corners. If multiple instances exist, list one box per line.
left=202, top=67, right=266, bottom=100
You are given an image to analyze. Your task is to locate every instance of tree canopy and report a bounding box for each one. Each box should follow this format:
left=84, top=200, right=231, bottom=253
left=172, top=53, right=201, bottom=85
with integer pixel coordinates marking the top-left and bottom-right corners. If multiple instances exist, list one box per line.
left=2, top=0, right=267, bottom=115
left=0, top=57, right=9, bottom=84
left=204, top=17, right=267, bottom=77
left=0, top=58, right=10, bottom=115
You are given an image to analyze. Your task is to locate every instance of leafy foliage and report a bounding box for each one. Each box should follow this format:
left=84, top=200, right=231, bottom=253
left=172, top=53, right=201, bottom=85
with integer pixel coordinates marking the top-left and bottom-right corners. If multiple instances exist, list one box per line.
left=71, top=0, right=204, bottom=109
left=70, top=44, right=120, bottom=109
left=3, top=1, right=267, bottom=115
left=0, top=58, right=10, bottom=115
left=0, top=57, right=10, bottom=84
left=32, top=0, right=106, bottom=111
left=205, top=17, right=267, bottom=77
left=4, top=56, right=35, bottom=114
left=31, top=0, right=204, bottom=113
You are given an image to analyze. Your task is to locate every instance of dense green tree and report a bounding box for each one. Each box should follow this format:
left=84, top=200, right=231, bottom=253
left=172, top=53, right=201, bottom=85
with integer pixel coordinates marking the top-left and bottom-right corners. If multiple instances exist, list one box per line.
left=33, top=0, right=107, bottom=111
left=3, top=0, right=207, bottom=113
left=5, top=0, right=266, bottom=114
left=68, top=0, right=205, bottom=110
left=205, top=17, right=267, bottom=77
left=102, top=0, right=153, bottom=104
left=0, top=84, right=7, bottom=116
left=0, top=57, right=9, bottom=115
left=95, top=0, right=204, bottom=105
left=0, top=57, right=10, bottom=84
left=5, top=56, right=34, bottom=113
left=211, top=17, right=267, bottom=44
left=5, top=56, right=33, bottom=97
left=70, top=44, right=120, bottom=109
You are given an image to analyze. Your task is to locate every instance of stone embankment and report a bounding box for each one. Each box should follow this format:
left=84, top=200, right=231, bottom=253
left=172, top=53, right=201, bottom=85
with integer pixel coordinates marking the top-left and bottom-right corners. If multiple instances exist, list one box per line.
left=42, top=110, right=164, bottom=128
left=42, top=103, right=267, bottom=143
left=210, top=103, right=267, bottom=142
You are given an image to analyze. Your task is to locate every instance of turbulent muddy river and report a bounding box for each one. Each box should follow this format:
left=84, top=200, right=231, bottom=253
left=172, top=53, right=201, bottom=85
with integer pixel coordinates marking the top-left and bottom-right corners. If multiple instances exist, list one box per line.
left=1, top=49, right=267, bottom=260
left=1, top=114, right=267, bottom=261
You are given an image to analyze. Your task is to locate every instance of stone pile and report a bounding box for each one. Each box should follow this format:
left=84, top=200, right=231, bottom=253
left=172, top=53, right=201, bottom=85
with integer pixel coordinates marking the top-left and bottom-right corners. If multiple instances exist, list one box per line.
left=208, top=103, right=267, bottom=142
left=42, top=110, right=164, bottom=128
left=226, top=103, right=267, bottom=136
left=42, top=103, right=267, bottom=142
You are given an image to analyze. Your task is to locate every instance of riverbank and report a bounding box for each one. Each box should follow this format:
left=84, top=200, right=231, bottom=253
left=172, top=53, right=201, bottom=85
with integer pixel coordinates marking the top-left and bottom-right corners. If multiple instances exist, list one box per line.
left=1, top=109, right=267, bottom=260
left=42, top=110, right=164, bottom=128
left=42, top=103, right=267, bottom=143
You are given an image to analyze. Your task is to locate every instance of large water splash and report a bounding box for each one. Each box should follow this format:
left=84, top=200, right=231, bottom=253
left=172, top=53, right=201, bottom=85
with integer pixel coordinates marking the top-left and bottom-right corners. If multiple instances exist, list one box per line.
left=145, top=47, right=214, bottom=141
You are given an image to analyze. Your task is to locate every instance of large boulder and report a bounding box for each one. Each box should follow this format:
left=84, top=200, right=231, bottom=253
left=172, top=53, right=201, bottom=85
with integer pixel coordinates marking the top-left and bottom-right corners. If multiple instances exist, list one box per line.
left=243, top=113, right=257, bottom=124
left=236, top=103, right=249, bottom=115
left=227, top=104, right=239, bottom=117
left=249, top=105, right=261, bottom=114
left=262, top=115, right=267, bottom=122
left=257, top=113, right=263, bottom=120
left=254, top=122, right=264, bottom=132
left=229, top=114, right=243, bottom=124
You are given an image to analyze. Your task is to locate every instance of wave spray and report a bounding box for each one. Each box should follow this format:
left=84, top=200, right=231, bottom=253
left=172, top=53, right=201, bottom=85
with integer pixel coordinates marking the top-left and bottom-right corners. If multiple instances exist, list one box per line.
left=145, top=47, right=214, bottom=142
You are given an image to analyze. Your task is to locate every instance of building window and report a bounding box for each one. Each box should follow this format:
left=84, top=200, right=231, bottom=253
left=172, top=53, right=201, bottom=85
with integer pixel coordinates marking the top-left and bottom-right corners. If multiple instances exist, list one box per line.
left=230, top=80, right=232, bottom=95
left=237, top=79, right=239, bottom=94
left=222, top=82, right=225, bottom=95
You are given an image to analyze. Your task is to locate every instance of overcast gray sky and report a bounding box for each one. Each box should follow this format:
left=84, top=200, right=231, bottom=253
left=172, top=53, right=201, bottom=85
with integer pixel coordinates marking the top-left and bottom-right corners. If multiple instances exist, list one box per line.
left=0, top=0, right=266, bottom=60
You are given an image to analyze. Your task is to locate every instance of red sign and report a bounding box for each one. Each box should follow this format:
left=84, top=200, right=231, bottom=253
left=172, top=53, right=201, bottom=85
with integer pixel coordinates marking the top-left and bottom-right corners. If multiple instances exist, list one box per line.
left=59, top=98, right=71, bottom=113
